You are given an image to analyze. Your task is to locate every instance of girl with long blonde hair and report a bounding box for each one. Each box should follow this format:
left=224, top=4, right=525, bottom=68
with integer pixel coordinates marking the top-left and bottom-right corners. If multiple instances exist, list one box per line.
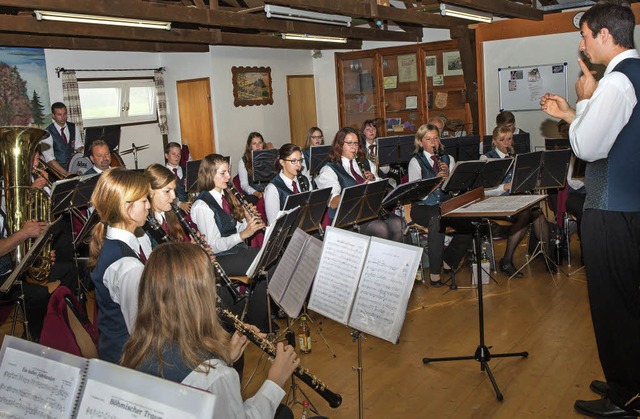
left=89, top=167, right=150, bottom=363
left=121, top=242, right=299, bottom=419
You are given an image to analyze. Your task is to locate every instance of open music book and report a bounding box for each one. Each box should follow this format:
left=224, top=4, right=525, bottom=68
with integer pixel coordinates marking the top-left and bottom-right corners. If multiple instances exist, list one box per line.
left=268, top=228, right=323, bottom=319
left=307, top=227, right=422, bottom=344
left=0, top=336, right=217, bottom=418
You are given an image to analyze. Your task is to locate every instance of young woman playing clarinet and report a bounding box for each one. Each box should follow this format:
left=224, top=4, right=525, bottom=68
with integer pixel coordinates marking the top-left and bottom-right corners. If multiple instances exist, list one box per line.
left=263, top=143, right=311, bottom=225
left=190, top=154, right=272, bottom=332
left=315, top=127, right=403, bottom=242
left=121, top=242, right=298, bottom=419
left=89, top=167, right=150, bottom=363
left=408, top=124, right=472, bottom=287
left=481, top=125, right=553, bottom=277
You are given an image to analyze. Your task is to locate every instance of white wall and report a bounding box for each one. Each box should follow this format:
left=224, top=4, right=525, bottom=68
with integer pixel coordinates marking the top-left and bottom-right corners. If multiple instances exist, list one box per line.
left=482, top=26, right=640, bottom=149
left=43, top=49, right=164, bottom=169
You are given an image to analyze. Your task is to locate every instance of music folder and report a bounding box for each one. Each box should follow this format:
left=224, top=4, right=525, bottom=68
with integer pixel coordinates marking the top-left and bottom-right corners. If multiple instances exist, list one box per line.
left=308, top=145, right=331, bottom=178
left=511, top=149, right=571, bottom=194
left=185, top=159, right=201, bottom=194
left=332, top=179, right=389, bottom=229
left=283, top=187, right=331, bottom=233
left=252, top=149, right=278, bottom=183
left=376, top=135, right=414, bottom=167
left=441, top=159, right=513, bottom=193
left=381, top=176, right=443, bottom=209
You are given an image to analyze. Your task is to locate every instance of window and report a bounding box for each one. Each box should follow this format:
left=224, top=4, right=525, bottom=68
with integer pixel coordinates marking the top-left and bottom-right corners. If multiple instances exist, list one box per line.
left=78, top=78, right=157, bottom=126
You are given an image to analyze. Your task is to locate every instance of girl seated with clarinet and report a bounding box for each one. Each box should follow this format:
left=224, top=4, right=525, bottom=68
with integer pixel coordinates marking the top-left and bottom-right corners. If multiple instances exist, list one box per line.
left=263, top=143, right=311, bottom=225
left=89, top=168, right=150, bottom=363
left=481, top=125, right=553, bottom=277
left=315, top=127, right=403, bottom=242
left=121, top=242, right=298, bottom=419
left=141, top=162, right=270, bottom=332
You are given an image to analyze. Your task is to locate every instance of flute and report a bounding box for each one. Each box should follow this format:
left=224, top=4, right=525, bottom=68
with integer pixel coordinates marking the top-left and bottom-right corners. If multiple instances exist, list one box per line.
left=218, top=308, right=342, bottom=409
left=170, top=203, right=245, bottom=305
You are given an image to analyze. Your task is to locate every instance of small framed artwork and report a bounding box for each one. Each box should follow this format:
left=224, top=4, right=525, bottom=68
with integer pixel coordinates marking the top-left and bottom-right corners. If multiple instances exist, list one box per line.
left=405, top=95, right=418, bottom=109
left=442, top=51, right=464, bottom=77
left=425, top=55, right=437, bottom=77
left=232, top=66, right=273, bottom=107
left=433, top=74, right=444, bottom=86
left=383, top=75, right=398, bottom=89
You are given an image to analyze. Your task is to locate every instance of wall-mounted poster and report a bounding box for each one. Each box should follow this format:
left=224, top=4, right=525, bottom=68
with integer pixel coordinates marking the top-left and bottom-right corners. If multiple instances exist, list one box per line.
left=0, top=47, right=51, bottom=127
left=397, top=54, right=417, bottom=83
left=425, top=55, right=437, bottom=78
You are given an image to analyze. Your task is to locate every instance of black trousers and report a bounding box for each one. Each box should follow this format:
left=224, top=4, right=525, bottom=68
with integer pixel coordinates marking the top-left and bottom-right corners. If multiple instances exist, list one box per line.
left=410, top=204, right=472, bottom=276
left=582, top=209, right=640, bottom=409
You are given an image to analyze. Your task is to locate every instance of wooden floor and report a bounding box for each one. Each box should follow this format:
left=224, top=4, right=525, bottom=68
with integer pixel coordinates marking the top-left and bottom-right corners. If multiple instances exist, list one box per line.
left=243, top=239, right=600, bottom=419
left=1, top=238, right=600, bottom=419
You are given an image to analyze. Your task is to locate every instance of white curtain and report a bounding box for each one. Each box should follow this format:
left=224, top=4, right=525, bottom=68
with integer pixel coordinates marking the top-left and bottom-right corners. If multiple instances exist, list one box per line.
left=154, top=70, right=168, bottom=135
left=61, top=70, right=85, bottom=142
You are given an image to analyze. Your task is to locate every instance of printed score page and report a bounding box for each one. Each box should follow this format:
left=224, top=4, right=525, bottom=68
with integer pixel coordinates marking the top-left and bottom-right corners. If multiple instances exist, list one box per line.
left=348, top=237, right=422, bottom=343
left=0, top=347, right=81, bottom=418
left=444, top=195, right=545, bottom=217
left=279, top=234, right=323, bottom=318
left=308, top=227, right=370, bottom=325
left=268, top=228, right=307, bottom=302
left=77, top=380, right=196, bottom=419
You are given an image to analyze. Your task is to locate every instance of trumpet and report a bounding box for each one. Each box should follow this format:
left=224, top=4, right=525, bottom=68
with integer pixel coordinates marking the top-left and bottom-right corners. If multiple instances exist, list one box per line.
left=170, top=203, right=245, bottom=304
left=218, top=308, right=342, bottom=408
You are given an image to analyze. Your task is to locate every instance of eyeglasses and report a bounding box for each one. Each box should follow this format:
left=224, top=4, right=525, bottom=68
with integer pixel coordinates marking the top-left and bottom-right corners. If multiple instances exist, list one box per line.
left=284, top=159, right=304, bottom=164
left=310, top=135, right=323, bottom=139
left=344, top=141, right=359, bottom=147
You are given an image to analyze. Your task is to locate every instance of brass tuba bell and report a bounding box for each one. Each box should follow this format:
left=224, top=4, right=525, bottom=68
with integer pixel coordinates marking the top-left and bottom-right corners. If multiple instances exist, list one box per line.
left=0, top=126, right=53, bottom=283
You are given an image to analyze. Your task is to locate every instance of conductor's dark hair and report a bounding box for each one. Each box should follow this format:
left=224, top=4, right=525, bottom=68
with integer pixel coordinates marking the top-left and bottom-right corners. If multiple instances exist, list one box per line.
left=580, top=2, right=635, bottom=49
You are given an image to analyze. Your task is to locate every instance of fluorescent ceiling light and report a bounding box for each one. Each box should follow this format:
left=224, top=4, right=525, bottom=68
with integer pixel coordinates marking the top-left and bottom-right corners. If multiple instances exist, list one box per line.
left=265, top=5, right=351, bottom=27
left=282, top=33, right=347, bottom=44
left=440, top=4, right=493, bottom=23
left=34, top=10, right=172, bottom=30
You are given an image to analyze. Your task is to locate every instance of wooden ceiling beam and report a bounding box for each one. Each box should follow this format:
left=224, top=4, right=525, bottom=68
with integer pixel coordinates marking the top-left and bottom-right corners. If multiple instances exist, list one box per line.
left=443, top=0, right=543, bottom=20
left=0, top=33, right=208, bottom=52
left=0, top=0, right=420, bottom=43
left=0, top=15, right=222, bottom=44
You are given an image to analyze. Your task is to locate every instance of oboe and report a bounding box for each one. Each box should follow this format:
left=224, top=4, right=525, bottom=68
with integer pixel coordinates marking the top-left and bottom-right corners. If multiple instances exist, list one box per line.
left=170, top=203, right=245, bottom=304
left=218, top=308, right=342, bottom=409
left=296, top=171, right=308, bottom=192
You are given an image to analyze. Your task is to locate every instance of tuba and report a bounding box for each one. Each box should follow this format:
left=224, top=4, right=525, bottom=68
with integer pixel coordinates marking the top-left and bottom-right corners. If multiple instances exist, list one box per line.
left=0, top=127, right=52, bottom=283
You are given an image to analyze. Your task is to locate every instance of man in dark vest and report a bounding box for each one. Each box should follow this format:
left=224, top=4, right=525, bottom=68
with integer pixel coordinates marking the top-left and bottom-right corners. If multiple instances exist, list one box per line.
left=42, top=102, right=84, bottom=177
left=541, top=3, right=640, bottom=417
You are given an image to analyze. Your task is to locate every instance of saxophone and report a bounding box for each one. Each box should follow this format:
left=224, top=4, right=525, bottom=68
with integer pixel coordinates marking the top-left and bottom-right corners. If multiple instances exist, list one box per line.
left=0, top=127, right=53, bottom=284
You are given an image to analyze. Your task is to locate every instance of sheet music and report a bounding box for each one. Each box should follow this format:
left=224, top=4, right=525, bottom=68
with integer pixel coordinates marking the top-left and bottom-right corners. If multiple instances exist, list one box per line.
left=268, top=228, right=307, bottom=302
left=77, top=380, right=195, bottom=419
left=245, top=208, right=298, bottom=278
left=279, top=235, right=323, bottom=318
left=308, top=227, right=370, bottom=324
left=348, top=238, right=421, bottom=343
left=446, top=195, right=545, bottom=216
left=0, top=347, right=81, bottom=418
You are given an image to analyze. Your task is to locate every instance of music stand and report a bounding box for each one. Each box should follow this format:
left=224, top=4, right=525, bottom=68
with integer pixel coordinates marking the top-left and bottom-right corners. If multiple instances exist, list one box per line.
left=441, top=136, right=481, bottom=162
left=331, top=180, right=388, bottom=230
left=0, top=217, right=63, bottom=293
left=283, top=187, right=331, bottom=234
left=380, top=177, right=443, bottom=210
left=252, top=149, right=277, bottom=184
left=423, top=188, right=542, bottom=401
left=50, top=177, right=80, bottom=217
left=544, top=138, right=570, bottom=150
left=309, top=145, right=331, bottom=178
left=376, top=135, right=414, bottom=167
left=510, top=152, right=543, bottom=195
left=185, top=160, right=201, bottom=195
left=441, top=159, right=513, bottom=194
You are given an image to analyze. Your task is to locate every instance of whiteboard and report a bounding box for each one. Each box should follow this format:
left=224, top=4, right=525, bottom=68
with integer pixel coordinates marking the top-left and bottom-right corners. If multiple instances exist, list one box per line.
left=498, top=63, right=568, bottom=112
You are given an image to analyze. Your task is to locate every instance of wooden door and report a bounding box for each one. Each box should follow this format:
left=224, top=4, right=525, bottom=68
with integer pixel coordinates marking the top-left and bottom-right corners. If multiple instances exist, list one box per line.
left=176, top=78, right=215, bottom=159
left=287, top=75, right=317, bottom=147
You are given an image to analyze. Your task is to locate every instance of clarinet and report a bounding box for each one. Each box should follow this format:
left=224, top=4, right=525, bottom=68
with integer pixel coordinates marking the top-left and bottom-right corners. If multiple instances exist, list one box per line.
left=170, top=203, right=245, bottom=305
left=226, top=182, right=261, bottom=220
left=145, top=216, right=170, bottom=244
left=356, top=158, right=373, bottom=182
left=218, top=308, right=343, bottom=409
left=296, top=171, right=308, bottom=192
left=432, top=146, right=445, bottom=172
left=507, top=146, right=516, bottom=158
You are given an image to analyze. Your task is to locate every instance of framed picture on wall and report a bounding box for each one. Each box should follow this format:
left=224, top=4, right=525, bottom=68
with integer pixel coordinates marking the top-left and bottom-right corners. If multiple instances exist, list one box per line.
left=232, top=66, right=274, bottom=107
left=442, top=51, right=463, bottom=77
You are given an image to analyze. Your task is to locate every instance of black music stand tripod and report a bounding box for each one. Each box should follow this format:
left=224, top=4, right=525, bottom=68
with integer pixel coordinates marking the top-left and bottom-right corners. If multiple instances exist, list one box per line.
left=422, top=190, right=530, bottom=401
